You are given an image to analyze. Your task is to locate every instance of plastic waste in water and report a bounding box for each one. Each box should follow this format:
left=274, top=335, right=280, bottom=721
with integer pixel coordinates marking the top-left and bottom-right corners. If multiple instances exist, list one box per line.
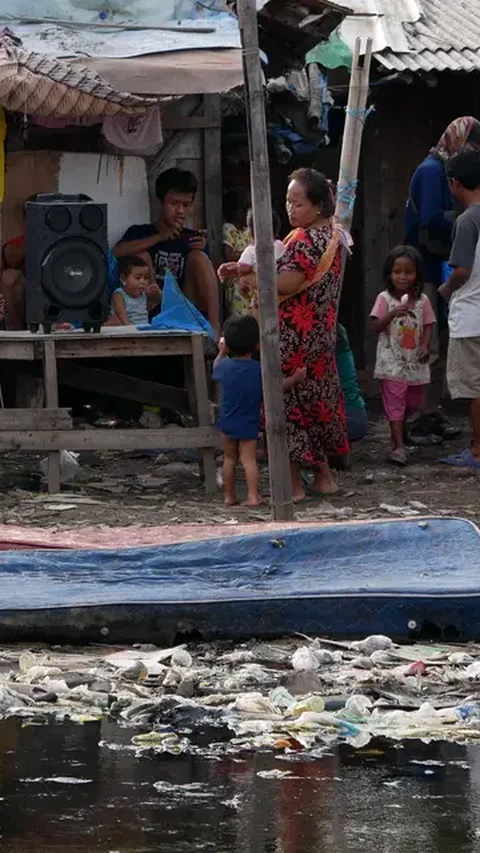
left=171, top=649, right=193, bottom=668
left=457, top=703, right=480, bottom=721
left=269, top=686, right=295, bottom=710
left=292, top=647, right=320, bottom=671
left=345, top=695, right=372, bottom=718
left=449, top=652, right=474, bottom=665
left=352, top=635, right=394, bottom=655
left=285, top=695, right=325, bottom=717
left=465, top=661, right=480, bottom=679
left=231, top=692, right=278, bottom=716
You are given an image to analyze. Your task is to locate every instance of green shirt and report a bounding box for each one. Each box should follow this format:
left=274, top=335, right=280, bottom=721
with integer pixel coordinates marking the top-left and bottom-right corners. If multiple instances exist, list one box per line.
left=336, top=325, right=365, bottom=410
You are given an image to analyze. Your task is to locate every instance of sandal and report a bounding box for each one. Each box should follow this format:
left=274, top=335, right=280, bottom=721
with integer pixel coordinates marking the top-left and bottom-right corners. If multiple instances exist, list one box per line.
left=389, top=448, right=407, bottom=466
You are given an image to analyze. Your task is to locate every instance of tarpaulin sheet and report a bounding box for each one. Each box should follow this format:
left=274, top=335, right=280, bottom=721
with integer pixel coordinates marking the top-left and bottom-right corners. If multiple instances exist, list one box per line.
left=0, top=518, right=479, bottom=644
left=2, top=3, right=240, bottom=59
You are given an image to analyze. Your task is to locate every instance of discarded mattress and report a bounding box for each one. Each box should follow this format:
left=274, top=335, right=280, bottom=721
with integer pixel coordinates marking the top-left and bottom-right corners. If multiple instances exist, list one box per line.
left=0, top=517, right=479, bottom=644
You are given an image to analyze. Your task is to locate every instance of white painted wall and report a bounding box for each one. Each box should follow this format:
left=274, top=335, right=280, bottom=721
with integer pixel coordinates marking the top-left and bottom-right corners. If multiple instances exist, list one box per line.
left=58, top=153, right=150, bottom=246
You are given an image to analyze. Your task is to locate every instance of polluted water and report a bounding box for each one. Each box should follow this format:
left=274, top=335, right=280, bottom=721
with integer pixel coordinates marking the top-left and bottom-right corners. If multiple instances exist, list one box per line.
left=1, top=634, right=480, bottom=850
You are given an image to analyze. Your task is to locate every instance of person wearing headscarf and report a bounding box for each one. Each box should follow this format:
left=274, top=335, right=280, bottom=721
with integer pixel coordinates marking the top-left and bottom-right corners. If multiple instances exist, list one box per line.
left=405, top=116, right=480, bottom=440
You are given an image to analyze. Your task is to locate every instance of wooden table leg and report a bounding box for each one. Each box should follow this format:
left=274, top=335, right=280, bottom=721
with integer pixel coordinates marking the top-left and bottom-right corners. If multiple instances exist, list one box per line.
left=191, top=335, right=217, bottom=494
left=43, top=339, right=61, bottom=493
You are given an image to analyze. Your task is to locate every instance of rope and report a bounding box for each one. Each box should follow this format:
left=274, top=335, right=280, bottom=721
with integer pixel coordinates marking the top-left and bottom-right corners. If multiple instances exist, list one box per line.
left=336, top=177, right=358, bottom=220
left=345, top=104, right=375, bottom=125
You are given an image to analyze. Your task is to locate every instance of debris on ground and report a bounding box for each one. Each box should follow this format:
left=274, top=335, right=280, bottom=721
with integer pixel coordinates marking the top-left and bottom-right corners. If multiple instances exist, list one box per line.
left=0, top=412, right=474, bottom=529
left=1, top=635, right=480, bottom=756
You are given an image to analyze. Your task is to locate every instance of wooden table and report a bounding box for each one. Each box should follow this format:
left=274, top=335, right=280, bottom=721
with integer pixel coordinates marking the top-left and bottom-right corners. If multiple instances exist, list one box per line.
left=0, top=328, right=219, bottom=494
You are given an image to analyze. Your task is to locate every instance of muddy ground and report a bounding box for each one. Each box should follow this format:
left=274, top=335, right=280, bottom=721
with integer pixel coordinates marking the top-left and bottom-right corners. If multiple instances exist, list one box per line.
left=0, top=406, right=477, bottom=532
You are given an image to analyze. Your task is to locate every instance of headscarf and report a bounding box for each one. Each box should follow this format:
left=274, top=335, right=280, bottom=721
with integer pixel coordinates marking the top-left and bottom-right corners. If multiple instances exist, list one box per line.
left=431, top=116, right=480, bottom=161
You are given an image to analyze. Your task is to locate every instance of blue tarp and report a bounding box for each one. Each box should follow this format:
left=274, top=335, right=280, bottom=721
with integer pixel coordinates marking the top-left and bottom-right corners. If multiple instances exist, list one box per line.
left=0, top=518, right=479, bottom=643
left=144, top=270, right=215, bottom=339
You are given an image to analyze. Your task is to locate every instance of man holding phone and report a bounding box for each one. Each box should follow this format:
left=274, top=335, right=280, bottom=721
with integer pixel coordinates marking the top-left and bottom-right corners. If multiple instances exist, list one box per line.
left=114, top=167, right=219, bottom=337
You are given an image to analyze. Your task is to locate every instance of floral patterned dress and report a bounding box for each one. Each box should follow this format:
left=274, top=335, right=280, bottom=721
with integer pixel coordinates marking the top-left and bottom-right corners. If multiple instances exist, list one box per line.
left=222, top=222, right=253, bottom=317
left=277, top=224, right=349, bottom=465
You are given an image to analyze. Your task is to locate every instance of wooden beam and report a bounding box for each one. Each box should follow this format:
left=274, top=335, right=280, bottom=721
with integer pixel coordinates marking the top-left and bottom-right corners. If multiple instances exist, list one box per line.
left=0, top=341, right=36, bottom=360
left=203, top=93, right=223, bottom=269
left=163, top=116, right=221, bottom=130
left=0, top=408, right=72, bottom=430
left=52, top=336, right=194, bottom=359
left=191, top=334, right=217, bottom=494
left=237, top=0, right=293, bottom=522
left=43, top=339, right=61, bottom=493
left=57, top=362, right=189, bottom=412
left=0, top=427, right=220, bottom=452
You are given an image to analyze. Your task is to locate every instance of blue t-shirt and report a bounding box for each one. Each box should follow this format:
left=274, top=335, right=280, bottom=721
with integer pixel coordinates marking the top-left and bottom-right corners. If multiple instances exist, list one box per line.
left=212, top=358, right=263, bottom=441
left=118, top=224, right=205, bottom=289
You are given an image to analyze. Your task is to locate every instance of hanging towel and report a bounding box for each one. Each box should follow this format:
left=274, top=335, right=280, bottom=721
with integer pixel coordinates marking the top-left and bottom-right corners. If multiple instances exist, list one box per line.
left=102, top=104, right=163, bottom=156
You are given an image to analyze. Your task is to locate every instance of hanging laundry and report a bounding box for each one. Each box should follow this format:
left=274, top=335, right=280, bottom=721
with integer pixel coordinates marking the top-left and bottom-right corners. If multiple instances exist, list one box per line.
left=102, top=105, right=163, bottom=156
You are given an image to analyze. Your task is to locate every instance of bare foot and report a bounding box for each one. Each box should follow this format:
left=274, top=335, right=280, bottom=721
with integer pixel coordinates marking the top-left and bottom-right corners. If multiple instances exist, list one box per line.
left=224, top=496, right=239, bottom=506
left=242, top=495, right=262, bottom=507
left=312, top=475, right=339, bottom=495
left=292, top=491, right=306, bottom=503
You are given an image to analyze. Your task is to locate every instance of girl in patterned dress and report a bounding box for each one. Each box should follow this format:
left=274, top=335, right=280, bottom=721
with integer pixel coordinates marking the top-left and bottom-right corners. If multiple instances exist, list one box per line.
left=370, top=245, right=436, bottom=466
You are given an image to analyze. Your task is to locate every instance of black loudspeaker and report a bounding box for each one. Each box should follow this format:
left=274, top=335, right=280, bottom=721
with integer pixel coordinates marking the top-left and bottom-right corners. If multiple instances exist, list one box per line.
left=25, top=193, right=109, bottom=334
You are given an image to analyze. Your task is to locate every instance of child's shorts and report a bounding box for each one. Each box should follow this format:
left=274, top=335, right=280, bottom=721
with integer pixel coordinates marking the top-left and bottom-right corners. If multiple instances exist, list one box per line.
left=381, top=379, right=424, bottom=422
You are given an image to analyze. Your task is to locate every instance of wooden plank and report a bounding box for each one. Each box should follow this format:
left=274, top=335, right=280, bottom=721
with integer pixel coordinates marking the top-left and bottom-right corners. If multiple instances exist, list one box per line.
left=0, top=427, right=220, bottom=451
left=203, top=93, right=223, bottom=269
left=43, top=339, right=61, bottom=493
left=163, top=116, right=221, bottom=130
left=0, top=341, right=35, bottom=360
left=53, top=337, right=194, bottom=359
left=57, top=362, right=189, bottom=413
left=0, top=408, right=72, bottom=430
left=237, top=0, right=293, bottom=522
left=191, top=334, right=217, bottom=494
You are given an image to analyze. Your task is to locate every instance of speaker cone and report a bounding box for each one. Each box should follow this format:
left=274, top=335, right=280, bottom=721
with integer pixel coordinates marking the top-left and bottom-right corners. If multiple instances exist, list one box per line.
left=42, top=237, right=107, bottom=308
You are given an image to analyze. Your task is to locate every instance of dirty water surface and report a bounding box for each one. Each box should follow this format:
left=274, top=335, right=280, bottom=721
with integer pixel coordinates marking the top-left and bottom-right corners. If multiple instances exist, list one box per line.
left=1, top=719, right=480, bottom=853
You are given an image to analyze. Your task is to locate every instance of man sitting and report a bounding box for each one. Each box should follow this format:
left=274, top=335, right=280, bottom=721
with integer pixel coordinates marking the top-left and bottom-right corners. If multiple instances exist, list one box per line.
left=113, top=168, right=219, bottom=338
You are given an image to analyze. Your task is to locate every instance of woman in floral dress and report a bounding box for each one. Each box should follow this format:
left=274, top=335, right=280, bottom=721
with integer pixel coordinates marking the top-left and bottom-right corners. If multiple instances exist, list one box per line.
left=275, top=168, right=349, bottom=500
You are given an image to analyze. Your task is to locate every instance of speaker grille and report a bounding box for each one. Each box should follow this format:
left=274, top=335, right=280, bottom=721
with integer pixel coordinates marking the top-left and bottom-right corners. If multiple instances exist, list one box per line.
left=45, top=206, right=72, bottom=233
left=79, top=205, right=105, bottom=232
left=42, top=238, right=107, bottom=308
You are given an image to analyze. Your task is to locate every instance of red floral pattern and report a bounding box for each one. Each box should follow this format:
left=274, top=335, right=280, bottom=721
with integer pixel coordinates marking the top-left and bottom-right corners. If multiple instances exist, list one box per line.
left=278, top=224, right=349, bottom=465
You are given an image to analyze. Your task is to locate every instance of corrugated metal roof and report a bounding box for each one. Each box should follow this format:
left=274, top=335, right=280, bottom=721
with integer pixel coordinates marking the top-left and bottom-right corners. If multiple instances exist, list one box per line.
left=339, top=0, right=480, bottom=73
left=378, top=0, right=480, bottom=72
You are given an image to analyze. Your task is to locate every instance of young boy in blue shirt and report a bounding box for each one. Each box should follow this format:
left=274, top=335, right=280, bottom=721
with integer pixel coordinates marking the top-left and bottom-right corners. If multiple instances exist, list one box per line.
left=213, top=315, right=305, bottom=506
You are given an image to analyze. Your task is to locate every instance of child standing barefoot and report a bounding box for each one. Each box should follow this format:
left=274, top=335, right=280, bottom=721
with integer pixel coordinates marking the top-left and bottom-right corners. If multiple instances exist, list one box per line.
left=213, top=315, right=305, bottom=505
left=370, top=245, right=436, bottom=466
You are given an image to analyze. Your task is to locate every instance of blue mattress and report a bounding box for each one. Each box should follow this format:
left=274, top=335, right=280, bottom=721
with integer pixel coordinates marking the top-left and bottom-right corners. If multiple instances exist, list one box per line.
left=0, top=517, right=479, bottom=643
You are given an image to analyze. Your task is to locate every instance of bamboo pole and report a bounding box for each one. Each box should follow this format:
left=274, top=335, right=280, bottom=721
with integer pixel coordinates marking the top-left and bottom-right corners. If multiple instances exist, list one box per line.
left=237, top=0, right=293, bottom=521
left=335, top=38, right=373, bottom=233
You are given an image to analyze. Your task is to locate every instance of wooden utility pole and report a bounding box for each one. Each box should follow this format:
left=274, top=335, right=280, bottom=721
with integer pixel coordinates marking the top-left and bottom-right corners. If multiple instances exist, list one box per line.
left=237, top=0, right=293, bottom=521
